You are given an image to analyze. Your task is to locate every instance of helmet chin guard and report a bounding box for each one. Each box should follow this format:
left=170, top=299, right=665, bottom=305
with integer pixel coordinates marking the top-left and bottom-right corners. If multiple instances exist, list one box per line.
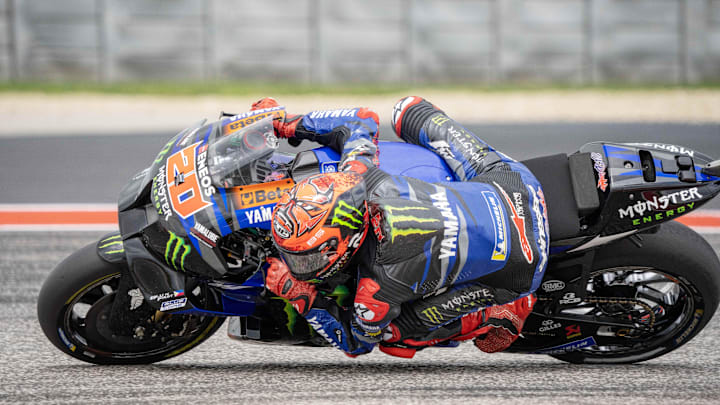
left=272, top=172, right=369, bottom=281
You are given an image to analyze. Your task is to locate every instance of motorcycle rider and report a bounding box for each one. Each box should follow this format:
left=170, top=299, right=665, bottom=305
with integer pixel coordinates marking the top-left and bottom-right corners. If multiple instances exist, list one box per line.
left=258, top=96, right=549, bottom=357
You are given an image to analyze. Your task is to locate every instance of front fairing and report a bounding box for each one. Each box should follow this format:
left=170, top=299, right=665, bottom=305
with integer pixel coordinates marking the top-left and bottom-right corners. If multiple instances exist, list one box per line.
left=143, top=113, right=294, bottom=278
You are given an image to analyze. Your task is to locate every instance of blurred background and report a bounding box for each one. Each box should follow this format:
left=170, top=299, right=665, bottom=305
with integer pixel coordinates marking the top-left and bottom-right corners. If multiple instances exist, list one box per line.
left=2, top=0, right=720, bottom=84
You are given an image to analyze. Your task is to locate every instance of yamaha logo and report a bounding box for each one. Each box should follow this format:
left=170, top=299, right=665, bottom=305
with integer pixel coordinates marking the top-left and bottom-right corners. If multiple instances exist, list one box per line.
left=542, top=280, right=566, bottom=292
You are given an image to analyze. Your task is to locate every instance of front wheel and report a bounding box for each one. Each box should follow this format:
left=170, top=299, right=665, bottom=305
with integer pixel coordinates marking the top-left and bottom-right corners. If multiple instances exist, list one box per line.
left=551, top=222, right=720, bottom=364
left=37, top=241, right=225, bottom=365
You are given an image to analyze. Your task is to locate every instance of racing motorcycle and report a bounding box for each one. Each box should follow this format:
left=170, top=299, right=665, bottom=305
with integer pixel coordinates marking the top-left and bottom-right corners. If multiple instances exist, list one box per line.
left=38, top=109, right=720, bottom=365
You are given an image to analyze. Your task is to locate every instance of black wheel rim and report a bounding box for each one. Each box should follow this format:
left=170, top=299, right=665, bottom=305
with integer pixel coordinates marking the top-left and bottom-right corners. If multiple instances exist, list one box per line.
left=558, top=266, right=703, bottom=359
left=60, top=273, right=220, bottom=361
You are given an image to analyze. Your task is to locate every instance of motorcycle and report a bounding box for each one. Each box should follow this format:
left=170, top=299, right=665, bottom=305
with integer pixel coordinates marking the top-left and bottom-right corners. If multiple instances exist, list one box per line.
left=38, top=109, right=720, bottom=364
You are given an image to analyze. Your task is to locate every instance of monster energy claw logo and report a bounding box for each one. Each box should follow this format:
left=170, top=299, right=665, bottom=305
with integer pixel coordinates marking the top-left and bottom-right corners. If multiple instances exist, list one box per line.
left=99, top=234, right=124, bottom=254
left=165, top=231, right=191, bottom=272
left=384, top=205, right=439, bottom=243
left=422, top=306, right=443, bottom=324
left=331, top=201, right=363, bottom=229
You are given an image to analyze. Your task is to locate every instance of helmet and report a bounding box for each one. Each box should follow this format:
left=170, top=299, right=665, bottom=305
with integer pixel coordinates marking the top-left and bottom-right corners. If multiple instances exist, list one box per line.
left=272, top=172, right=369, bottom=281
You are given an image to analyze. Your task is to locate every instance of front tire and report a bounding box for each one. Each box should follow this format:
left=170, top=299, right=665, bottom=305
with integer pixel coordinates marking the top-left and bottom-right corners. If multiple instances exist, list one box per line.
left=37, top=241, right=225, bottom=365
left=552, top=222, right=720, bottom=364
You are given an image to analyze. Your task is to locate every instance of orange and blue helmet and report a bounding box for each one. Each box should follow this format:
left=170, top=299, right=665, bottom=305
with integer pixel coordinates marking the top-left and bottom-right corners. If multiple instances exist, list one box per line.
left=271, top=172, right=369, bottom=282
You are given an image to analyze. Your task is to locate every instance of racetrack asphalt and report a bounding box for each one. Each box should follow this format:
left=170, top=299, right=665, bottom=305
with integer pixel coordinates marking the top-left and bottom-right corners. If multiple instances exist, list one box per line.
left=1, top=231, right=720, bottom=404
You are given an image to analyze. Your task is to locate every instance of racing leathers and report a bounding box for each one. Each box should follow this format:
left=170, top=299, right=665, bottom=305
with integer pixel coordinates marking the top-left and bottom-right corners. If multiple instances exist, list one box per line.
left=267, top=97, right=550, bottom=356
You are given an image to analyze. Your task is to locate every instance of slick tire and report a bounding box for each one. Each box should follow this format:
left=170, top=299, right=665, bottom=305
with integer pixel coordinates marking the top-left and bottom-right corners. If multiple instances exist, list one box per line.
left=37, top=241, right=225, bottom=365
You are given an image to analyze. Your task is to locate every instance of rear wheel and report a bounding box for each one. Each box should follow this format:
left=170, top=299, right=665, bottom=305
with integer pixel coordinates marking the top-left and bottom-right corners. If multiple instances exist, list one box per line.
left=37, top=242, right=225, bottom=365
left=551, top=222, right=720, bottom=364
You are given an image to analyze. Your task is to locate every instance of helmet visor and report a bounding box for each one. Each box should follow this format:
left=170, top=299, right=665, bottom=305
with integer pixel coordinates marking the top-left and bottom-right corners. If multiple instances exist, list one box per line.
left=277, top=247, right=334, bottom=280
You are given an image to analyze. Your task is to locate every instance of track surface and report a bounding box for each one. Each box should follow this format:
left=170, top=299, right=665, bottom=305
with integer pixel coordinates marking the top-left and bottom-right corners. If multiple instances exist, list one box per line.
left=2, top=231, right=720, bottom=404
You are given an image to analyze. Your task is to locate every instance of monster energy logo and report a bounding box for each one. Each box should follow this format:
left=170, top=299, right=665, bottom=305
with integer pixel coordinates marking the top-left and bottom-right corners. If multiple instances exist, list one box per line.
left=422, top=306, right=443, bottom=324
left=99, top=234, right=124, bottom=254
left=154, top=138, right=175, bottom=164
left=384, top=205, right=439, bottom=243
left=270, top=297, right=298, bottom=335
left=331, top=201, right=363, bottom=229
left=165, top=231, right=191, bottom=272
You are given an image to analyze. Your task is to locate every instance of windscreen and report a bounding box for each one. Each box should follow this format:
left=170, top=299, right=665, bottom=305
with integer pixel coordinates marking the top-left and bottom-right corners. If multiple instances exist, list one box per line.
left=208, top=117, right=279, bottom=187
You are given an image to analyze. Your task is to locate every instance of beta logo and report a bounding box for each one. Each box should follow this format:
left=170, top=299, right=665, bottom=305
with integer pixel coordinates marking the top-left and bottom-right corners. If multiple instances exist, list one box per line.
left=165, top=142, right=216, bottom=219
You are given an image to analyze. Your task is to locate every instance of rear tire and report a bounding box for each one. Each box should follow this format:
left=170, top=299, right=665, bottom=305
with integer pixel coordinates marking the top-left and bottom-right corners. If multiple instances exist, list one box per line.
left=551, top=222, right=720, bottom=364
left=37, top=241, right=225, bottom=365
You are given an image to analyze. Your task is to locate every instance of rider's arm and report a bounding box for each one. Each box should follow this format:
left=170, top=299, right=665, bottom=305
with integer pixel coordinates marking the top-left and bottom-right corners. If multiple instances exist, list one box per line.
left=284, top=107, right=381, bottom=170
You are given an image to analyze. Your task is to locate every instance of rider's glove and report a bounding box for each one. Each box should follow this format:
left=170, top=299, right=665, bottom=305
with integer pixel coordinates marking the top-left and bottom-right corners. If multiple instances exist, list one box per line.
left=250, top=97, right=303, bottom=141
left=474, top=294, right=536, bottom=353
left=265, top=257, right=317, bottom=315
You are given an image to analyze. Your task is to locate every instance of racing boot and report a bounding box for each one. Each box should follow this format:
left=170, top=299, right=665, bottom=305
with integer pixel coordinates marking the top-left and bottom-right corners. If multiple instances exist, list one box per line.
left=473, top=294, right=536, bottom=353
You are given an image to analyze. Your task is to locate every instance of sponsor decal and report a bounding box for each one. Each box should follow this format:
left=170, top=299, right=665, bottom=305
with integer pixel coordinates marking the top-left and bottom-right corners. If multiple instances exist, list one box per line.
left=160, top=297, right=187, bottom=311
left=529, top=185, right=548, bottom=273
left=244, top=205, right=274, bottom=226
left=190, top=222, right=220, bottom=248
left=307, top=108, right=358, bottom=119
left=165, top=142, right=216, bottom=219
left=539, top=319, right=562, bottom=333
left=565, top=324, right=582, bottom=339
left=370, top=211, right=385, bottom=242
left=430, top=187, right=460, bottom=260
left=446, top=125, right=487, bottom=164
left=422, top=306, right=444, bottom=324
left=430, top=115, right=451, bottom=126
left=674, top=309, right=704, bottom=345
left=128, top=288, right=144, bottom=310
left=321, top=161, right=338, bottom=173
left=233, top=179, right=294, bottom=210
left=223, top=107, right=286, bottom=134
left=482, top=190, right=507, bottom=262
left=98, top=234, right=124, bottom=255
left=154, top=137, right=175, bottom=164
left=165, top=231, right=191, bottom=272
left=618, top=188, right=702, bottom=219
left=439, top=288, right=494, bottom=312
left=532, top=336, right=597, bottom=355
left=392, top=97, right=416, bottom=129
left=306, top=228, right=326, bottom=247
left=495, top=183, right=534, bottom=264
left=429, top=140, right=455, bottom=160
left=590, top=152, right=608, bottom=192
left=354, top=302, right=375, bottom=322
left=149, top=290, right=185, bottom=302
left=307, top=315, right=340, bottom=349
left=383, top=205, right=439, bottom=243
left=153, top=165, right=172, bottom=221
left=331, top=201, right=364, bottom=230
left=559, top=292, right=582, bottom=305
left=631, top=142, right=695, bottom=157
left=631, top=203, right=696, bottom=226
left=541, top=280, right=566, bottom=292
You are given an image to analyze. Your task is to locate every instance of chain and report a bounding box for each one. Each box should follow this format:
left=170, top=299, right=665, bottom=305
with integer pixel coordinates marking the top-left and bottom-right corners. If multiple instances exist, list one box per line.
left=586, top=296, right=656, bottom=328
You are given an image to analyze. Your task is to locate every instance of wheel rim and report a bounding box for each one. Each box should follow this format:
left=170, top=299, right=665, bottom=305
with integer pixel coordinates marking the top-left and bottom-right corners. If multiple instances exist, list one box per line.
left=60, top=273, right=219, bottom=360
left=558, top=266, right=702, bottom=359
